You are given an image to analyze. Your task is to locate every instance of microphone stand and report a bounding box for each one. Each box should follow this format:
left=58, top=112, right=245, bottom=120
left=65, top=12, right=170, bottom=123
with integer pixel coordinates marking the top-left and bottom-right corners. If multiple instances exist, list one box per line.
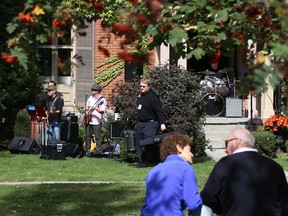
left=84, top=93, right=88, bottom=154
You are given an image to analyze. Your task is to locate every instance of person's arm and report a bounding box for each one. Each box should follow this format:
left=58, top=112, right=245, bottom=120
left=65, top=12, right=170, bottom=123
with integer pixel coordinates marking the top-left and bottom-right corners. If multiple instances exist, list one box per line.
left=151, top=94, right=166, bottom=129
left=183, top=166, right=202, bottom=213
left=54, top=96, right=64, bottom=113
left=200, top=163, right=223, bottom=215
left=95, top=98, right=107, bottom=114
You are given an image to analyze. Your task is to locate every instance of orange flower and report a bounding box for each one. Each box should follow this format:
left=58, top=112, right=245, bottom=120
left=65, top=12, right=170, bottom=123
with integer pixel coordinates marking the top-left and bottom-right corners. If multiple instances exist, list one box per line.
left=1, top=52, right=17, bottom=64
left=18, top=12, right=34, bottom=24
left=53, top=19, right=66, bottom=30
left=263, top=114, right=288, bottom=135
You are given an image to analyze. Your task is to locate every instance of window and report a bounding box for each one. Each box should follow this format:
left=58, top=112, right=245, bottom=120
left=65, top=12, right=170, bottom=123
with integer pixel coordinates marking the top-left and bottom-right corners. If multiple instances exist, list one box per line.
left=37, top=24, right=73, bottom=84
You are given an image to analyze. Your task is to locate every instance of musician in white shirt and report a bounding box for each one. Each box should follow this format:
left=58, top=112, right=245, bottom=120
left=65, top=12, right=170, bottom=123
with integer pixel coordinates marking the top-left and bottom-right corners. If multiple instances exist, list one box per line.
left=85, top=83, right=107, bottom=157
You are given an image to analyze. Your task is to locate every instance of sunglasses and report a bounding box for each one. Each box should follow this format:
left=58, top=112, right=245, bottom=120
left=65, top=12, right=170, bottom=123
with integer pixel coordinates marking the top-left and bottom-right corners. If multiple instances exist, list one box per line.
left=225, top=138, right=238, bottom=148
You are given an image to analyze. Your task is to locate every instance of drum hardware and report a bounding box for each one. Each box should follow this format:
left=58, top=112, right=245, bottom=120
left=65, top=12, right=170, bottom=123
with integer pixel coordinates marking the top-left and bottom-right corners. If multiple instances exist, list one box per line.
left=218, top=68, right=233, bottom=74
left=203, top=93, right=224, bottom=116
left=197, top=70, right=216, bottom=76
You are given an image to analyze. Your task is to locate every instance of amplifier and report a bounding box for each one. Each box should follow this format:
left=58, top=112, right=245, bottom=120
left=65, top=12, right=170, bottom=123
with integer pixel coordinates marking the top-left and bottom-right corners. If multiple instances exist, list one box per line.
left=124, top=129, right=135, bottom=151
left=62, top=115, right=78, bottom=123
left=225, top=98, right=242, bottom=117
left=110, top=122, right=125, bottom=139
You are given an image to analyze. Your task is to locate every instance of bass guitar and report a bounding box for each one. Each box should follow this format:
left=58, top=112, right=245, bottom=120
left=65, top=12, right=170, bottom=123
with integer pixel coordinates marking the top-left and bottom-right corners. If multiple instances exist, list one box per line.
left=83, top=96, right=104, bottom=127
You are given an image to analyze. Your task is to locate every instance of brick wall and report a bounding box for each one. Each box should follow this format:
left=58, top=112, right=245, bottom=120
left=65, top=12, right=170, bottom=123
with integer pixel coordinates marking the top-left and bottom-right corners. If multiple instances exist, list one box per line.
left=94, top=20, right=155, bottom=109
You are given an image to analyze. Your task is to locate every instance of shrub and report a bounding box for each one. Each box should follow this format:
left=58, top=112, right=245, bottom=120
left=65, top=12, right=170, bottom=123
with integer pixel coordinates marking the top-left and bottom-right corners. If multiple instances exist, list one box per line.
left=110, top=64, right=208, bottom=160
left=14, top=108, right=30, bottom=137
left=252, top=130, right=277, bottom=158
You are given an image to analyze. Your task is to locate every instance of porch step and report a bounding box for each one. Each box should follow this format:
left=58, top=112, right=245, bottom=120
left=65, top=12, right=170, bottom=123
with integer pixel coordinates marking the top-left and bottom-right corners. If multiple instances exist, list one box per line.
left=203, top=117, right=260, bottom=161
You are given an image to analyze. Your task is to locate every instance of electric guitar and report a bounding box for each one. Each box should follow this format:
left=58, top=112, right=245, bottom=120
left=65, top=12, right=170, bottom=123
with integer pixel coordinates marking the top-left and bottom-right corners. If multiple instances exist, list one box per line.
left=83, top=96, right=104, bottom=127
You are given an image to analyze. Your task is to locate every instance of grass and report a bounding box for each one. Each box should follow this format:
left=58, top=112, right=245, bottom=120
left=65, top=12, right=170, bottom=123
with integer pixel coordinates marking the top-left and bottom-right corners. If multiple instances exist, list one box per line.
left=0, top=150, right=286, bottom=216
left=274, top=153, right=288, bottom=171
left=0, top=151, right=215, bottom=216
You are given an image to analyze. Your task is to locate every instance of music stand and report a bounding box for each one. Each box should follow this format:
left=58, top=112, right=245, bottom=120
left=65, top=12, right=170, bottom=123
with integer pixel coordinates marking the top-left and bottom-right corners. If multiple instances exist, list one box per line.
left=26, top=105, right=48, bottom=159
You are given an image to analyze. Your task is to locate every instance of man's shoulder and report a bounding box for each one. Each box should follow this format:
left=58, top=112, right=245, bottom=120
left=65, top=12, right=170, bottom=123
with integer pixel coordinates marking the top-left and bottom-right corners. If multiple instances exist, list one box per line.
left=56, top=91, right=63, bottom=97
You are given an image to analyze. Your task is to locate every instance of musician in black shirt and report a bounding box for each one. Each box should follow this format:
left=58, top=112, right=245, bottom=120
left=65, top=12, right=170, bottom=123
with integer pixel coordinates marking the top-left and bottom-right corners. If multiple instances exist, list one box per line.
left=135, top=79, right=166, bottom=167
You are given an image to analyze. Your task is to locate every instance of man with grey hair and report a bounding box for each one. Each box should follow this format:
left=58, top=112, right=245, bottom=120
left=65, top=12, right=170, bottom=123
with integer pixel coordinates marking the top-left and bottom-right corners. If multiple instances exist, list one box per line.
left=201, top=128, right=288, bottom=216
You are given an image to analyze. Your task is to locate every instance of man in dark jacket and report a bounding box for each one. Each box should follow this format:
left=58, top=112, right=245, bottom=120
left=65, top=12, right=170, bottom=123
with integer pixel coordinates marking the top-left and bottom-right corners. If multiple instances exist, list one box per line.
left=201, top=128, right=288, bottom=216
left=135, top=78, right=166, bottom=167
left=45, top=85, right=64, bottom=142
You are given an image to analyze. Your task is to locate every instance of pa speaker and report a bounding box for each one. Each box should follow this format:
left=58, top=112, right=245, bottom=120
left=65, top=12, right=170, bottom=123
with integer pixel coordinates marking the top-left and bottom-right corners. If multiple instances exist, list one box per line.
left=65, top=143, right=81, bottom=158
left=9, top=136, right=39, bottom=154
left=61, top=122, right=79, bottom=144
left=110, top=122, right=125, bottom=139
left=225, top=98, right=242, bottom=117
left=124, top=129, right=135, bottom=151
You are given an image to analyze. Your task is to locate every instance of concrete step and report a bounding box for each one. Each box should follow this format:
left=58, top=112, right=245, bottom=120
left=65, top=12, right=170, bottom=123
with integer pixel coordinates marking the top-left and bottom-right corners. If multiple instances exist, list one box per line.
left=203, top=117, right=258, bottom=161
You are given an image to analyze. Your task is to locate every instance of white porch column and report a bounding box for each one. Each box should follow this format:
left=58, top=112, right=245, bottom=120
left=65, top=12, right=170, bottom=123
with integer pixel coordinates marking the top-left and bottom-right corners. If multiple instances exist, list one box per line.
left=261, top=85, right=275, bottom=118
left=155, top=44, right=170, bottom=66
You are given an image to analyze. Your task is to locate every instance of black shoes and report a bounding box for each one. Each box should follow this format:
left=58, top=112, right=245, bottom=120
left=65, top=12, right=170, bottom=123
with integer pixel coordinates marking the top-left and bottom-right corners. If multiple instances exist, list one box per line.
left=85, top=153, right=92, bottom=157
left=137, top=161, right=147, bottom=168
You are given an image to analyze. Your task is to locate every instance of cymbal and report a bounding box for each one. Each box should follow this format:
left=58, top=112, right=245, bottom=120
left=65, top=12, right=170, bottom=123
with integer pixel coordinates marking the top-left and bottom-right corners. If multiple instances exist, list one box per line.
left=197, top=70, right=216, bottom=75
left=218, top=68, right=233, bottom=74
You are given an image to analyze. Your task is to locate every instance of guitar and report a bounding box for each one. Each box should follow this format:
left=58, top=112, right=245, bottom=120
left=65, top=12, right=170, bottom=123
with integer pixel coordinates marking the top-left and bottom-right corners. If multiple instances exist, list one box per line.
left=83, top=96, right=104, bottom=127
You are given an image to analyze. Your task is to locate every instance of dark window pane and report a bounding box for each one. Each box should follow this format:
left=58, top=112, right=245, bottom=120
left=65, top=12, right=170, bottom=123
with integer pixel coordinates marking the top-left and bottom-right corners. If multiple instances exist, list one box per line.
left=58, top=23, right=72, bottom=45
left=58, top=49, right=72, bottom=76
left=38, top=49, right=52, bottom=76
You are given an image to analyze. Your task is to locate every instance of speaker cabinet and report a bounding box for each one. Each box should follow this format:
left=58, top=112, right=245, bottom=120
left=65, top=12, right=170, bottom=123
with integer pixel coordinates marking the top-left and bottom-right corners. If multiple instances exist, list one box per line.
left=61, top=122, right=79, bottom=144
left=124, top=129, right=135, bottom=151
left=225, top=98, right=242, bottom=117
left=9, top=136, right=39, bottom=154
left=65, top=143, right=81, bottom=158
left=110, top=122, right=125, bottom=139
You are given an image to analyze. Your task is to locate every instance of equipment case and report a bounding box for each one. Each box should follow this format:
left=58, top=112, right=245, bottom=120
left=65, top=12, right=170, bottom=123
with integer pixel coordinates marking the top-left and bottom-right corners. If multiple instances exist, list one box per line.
left=43, top=141, right=67, bottom=160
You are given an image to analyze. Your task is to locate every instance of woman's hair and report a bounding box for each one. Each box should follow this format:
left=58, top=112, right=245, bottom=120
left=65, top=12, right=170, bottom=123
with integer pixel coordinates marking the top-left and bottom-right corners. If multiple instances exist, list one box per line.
left=160, top=134, right=192, bottom=161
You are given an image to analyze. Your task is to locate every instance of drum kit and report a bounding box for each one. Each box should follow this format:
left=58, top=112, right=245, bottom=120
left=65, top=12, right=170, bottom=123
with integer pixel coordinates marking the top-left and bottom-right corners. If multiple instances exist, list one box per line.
left=198, top=68, right=234, bottom=116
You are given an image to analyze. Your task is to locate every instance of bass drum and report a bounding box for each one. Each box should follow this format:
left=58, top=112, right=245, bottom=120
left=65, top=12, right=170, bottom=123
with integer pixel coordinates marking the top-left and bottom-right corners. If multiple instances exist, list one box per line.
left=203, top=93, right=224, bottom=116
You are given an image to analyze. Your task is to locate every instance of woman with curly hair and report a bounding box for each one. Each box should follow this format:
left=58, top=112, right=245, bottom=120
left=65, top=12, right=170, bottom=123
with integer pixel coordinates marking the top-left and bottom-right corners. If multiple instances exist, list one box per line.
left=141, top=134, right=202, bottom=216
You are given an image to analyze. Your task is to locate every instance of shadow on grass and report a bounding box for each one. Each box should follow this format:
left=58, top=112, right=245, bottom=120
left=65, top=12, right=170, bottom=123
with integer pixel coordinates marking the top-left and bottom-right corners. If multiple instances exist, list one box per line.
left=0, top=183, right=145, bottom=216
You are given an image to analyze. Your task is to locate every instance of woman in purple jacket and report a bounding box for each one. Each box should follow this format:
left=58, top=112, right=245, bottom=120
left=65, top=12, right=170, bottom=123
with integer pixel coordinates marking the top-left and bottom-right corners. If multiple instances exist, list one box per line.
left=141, top=134, right=202, bottom=216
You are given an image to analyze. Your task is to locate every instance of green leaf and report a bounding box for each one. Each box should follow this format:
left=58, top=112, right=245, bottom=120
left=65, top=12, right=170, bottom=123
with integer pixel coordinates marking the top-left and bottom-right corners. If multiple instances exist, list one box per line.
left=168, top=27, right=187, bottom=47
left=6, top=22, right=19, bottom=34
left=36, top=34, right=49, bottom=43
left=187, top=47, right=205, bottom=60
left=10, top=47, right=28, bottom=70
left=214, top=9, right=228, bottom=22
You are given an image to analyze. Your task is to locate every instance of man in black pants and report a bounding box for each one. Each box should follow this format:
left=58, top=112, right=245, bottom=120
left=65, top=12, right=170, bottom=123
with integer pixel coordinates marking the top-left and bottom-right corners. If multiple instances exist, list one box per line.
left=135, top=78, right=166, bottom=167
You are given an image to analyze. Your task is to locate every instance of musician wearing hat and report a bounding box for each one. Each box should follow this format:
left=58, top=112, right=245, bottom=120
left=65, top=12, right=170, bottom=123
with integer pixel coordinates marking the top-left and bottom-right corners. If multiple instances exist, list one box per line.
left=45, top=84, right=64, bottom=142
left=84, top=83, right=107, bottom=157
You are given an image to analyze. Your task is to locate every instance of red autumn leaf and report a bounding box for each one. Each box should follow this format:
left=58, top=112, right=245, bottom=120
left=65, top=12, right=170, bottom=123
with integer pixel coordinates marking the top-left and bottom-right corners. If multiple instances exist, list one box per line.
left=1, top=52, right=17, bottom=64
left=98, top=45, right=110, bottom=57
left=127, top=0, right=138, bottom=5
left=136, top=13, right=152, bottom=25
left=53, top=19, right=66, bottom=30
left=112, top=24, right=133, bottom=36
left=118, top=52, right=135, bottom=62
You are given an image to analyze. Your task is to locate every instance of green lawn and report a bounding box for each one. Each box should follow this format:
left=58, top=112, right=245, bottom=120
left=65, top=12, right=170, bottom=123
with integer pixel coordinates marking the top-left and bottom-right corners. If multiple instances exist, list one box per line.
left=0, top=150, right=286, bottom=216
left=0, top=151, right=215, bottom=216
